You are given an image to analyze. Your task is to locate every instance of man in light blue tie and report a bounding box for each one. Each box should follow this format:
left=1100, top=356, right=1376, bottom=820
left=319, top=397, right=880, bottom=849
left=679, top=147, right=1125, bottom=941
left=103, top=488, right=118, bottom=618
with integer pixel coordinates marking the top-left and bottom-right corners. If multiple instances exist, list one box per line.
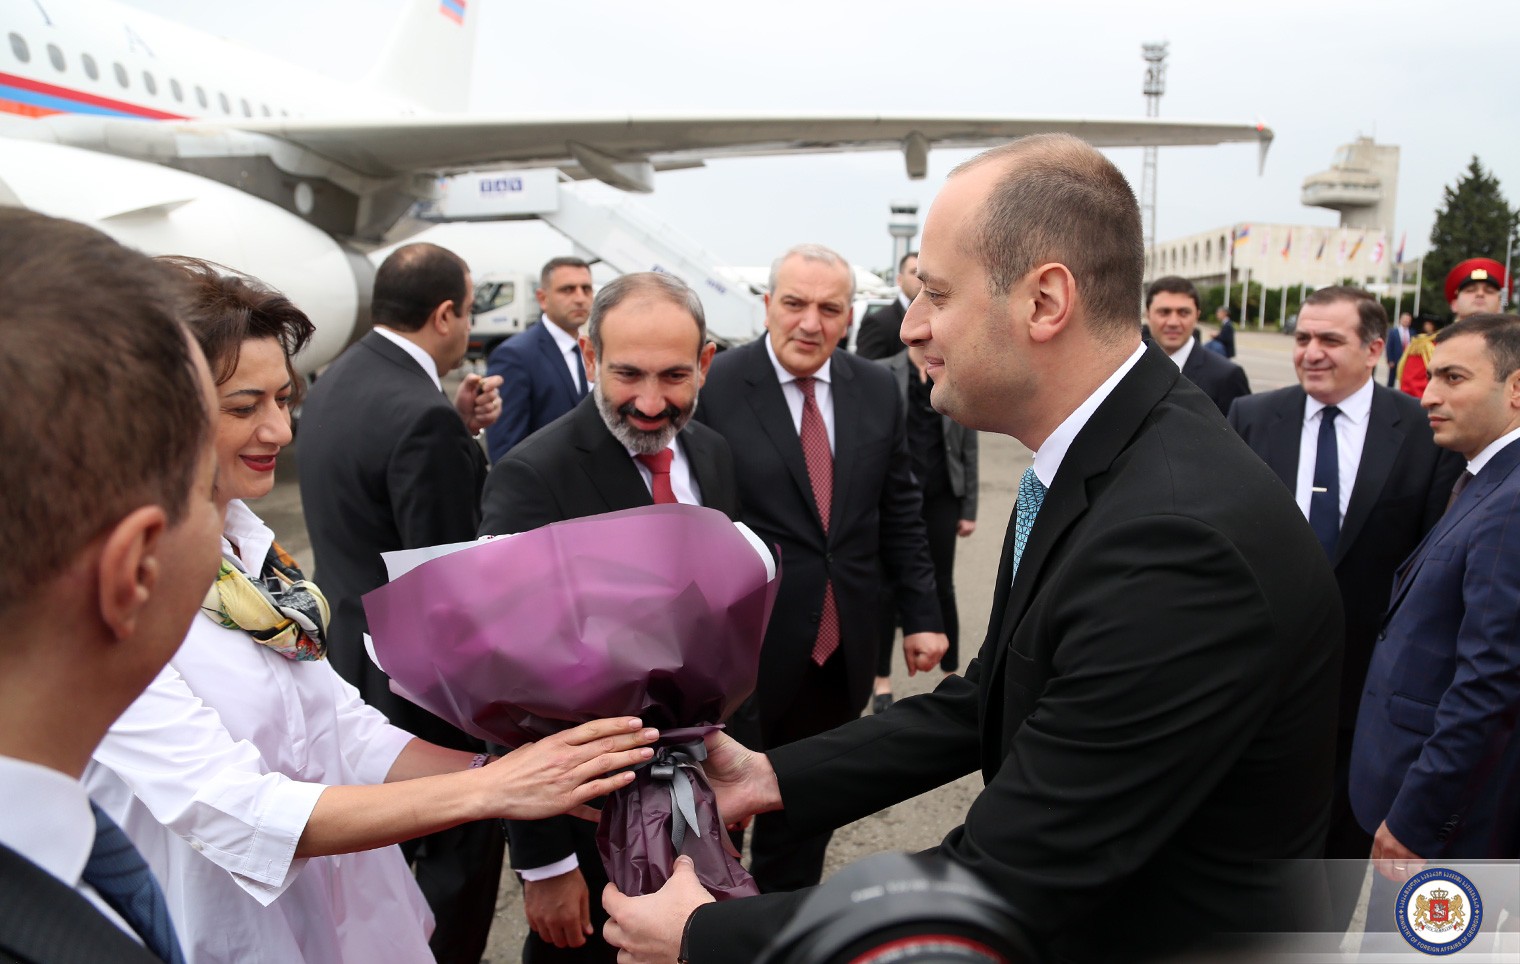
left=604, top=134, right=1344, bottom=964
left=0, top=209, right=225, bottom=963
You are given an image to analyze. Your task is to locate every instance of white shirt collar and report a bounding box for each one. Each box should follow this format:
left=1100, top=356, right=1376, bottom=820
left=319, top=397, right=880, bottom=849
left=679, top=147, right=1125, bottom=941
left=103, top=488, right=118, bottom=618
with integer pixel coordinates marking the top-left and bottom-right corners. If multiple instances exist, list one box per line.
left=1303, top=377, right=1374, bottom=426
left=896, top=292, right=911, bottom=311
left=1032, top=343, right=1147, bottom=489
left=0, top=755, right=96, bottom=890
left=1165, top=335, right=1195, bottom=370
left=1468, top=425, right=1520, bottom=477
left=764, top=334, right=832, bottom=386
left=541, top=314, right=581, bottom=356
left=372, top=326, right=442, bottom=392
left=221, top=500, right=275, bottom=575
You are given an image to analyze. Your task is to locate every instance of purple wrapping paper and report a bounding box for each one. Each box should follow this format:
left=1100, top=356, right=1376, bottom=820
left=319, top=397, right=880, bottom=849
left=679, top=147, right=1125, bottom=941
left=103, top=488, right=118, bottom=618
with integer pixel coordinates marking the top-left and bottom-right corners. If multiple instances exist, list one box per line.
left=362, top=504, right=777, bottom=899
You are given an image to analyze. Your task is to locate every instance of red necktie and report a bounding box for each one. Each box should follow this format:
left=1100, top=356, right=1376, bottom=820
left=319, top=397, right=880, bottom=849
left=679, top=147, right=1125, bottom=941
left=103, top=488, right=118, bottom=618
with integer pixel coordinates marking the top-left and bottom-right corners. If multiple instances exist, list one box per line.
left=636, top=449, right=677, bottom=504
left=796, top=377, right=839, bottom=665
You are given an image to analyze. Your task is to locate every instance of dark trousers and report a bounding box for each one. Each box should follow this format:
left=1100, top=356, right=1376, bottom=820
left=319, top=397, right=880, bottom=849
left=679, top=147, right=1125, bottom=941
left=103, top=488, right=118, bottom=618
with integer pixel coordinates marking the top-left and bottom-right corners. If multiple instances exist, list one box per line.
left=399, top=818, right=506, bottom=964
left=748, top=653, right=855, bottom=892
left=876, top=490, right=963, bottom=676
left=1325, top=727, right=1373, bottom=932
left=520, top=820, right=616, bottom=964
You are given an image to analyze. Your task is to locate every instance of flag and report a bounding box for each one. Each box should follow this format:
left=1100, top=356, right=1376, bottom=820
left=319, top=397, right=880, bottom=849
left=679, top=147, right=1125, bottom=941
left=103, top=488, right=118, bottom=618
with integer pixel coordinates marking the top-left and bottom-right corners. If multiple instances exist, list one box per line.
left=439, top=0, right=466, bottom=24
left=1348, top=232, right=1365, bottom=262
left=1281, top=230, right=1292, bottom=260
left=1337, top=236, right=1348, bottom=264
left=1234, top=225, right=1250, bottom=248
left=1315, top=233, right=1326, bottom=261
left=1260, top=229, right=1270, bottom=256
left=1372, top=238, right=1385, bottom=264
left=1395, top=232, right=1406, bottom=264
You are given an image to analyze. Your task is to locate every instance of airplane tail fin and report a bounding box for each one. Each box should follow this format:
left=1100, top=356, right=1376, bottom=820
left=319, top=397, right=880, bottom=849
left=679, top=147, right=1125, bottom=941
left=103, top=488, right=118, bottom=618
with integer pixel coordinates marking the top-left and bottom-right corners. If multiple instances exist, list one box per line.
left=364, top=0, right=480, bottom=113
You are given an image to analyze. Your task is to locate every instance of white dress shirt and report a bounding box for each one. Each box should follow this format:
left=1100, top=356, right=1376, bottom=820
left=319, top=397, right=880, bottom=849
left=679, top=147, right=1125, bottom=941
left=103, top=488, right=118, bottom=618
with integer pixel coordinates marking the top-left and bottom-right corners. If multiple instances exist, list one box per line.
left=0, top=755, right=140, bottom=942
left=85, top=500, right=432, bottom=964
left=373, top=325, right=442, bottom=392
left=629, top=439, right=703, bottom=505
left=541, top=315, right=589, bottom=391
left=1466, top=425, right=1520, bottom=477
left=1293, top=378, right=1374, bottom=526
left=764, top=335, right=835, bottom=452
left=1164, top=335, right=1195, bottom=372
left=1030, top=344, right=1147, bottom=489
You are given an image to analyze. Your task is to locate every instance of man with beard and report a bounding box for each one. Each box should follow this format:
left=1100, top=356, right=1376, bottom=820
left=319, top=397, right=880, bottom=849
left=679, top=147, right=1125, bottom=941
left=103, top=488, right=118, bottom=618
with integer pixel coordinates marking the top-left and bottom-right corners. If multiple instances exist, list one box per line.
left=478, top=272, right=739, bottom=963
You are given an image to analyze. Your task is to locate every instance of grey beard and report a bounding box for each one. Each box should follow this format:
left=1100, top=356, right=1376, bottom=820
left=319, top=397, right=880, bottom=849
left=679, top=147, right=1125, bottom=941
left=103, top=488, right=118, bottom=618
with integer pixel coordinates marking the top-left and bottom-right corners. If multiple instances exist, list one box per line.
left=593, top=381, right=696, bottom=456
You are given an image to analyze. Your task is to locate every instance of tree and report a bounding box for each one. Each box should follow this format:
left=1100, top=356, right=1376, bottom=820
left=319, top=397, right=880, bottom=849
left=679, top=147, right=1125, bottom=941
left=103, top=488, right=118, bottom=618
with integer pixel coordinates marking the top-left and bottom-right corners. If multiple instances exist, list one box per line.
left=1422, top=157, right=1520, bottom=315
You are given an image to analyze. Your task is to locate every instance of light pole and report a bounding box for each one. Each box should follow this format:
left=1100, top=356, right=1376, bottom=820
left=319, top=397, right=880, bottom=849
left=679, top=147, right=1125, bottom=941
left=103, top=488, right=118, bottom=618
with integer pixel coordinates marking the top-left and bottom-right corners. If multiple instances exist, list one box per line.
left=1140, top=42, right=1168, bottom=280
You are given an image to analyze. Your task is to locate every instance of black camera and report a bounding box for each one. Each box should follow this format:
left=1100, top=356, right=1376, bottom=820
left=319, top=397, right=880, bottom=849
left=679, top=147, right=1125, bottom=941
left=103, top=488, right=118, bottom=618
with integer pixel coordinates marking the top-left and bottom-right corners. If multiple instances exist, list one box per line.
left=756, top=852, right=1035, bottom=964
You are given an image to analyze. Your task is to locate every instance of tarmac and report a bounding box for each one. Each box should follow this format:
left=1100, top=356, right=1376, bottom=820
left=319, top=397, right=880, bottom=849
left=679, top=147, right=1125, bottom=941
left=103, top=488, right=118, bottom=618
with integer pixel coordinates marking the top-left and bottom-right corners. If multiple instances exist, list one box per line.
left=260, top=326, right=1313, bottom=959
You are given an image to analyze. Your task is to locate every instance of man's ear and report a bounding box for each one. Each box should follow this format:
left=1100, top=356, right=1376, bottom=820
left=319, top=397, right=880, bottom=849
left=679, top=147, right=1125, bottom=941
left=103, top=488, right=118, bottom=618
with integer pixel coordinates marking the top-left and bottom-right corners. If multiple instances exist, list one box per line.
left=579, top=334, right=598, bottom=384
left=697, top=341, right=716, bottom=385
left=96, top=506, right=169, bottom=641
left=1026, top=262, right=1077, bottom=345
left=428, top=300, right=457, bottom=337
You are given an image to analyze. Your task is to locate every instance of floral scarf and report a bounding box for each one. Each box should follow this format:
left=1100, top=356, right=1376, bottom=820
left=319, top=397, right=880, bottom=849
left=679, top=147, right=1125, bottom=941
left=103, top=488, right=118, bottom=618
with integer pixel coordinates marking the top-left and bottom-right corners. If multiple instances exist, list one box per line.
left=201, top=542, right=330, bottom=661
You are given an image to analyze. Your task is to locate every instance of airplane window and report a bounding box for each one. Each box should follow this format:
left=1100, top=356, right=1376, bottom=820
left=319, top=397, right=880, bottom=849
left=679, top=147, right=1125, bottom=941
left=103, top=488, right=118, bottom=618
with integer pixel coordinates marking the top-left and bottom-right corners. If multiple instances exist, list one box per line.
left=143, top=71, right=157, bottom=95
left=114, top=62, right=129, bottom=88
left=195, top=85, right=208, bottom=109
left=8, top=33, right=29, bottom=63
left=47, top=43, right=64, bottom=72
left=82, top=53, right=98, bottom=80
left=240, top=97, right=251, bottom=117
left=170, top=78, right=183, bottom=101
left=218, top=92, right=230, bottom=114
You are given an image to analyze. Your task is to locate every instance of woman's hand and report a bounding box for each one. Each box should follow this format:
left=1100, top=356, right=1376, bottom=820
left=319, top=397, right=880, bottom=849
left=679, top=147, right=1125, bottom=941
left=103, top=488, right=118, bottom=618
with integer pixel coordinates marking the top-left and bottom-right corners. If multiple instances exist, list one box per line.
left=480, top=717, right=659, bottom=820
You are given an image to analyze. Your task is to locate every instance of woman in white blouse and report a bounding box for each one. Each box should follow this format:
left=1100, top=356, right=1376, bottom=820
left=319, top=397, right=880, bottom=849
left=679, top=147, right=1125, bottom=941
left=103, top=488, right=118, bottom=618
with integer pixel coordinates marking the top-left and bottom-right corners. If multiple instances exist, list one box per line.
left=85, top=259, right=657, bottom=963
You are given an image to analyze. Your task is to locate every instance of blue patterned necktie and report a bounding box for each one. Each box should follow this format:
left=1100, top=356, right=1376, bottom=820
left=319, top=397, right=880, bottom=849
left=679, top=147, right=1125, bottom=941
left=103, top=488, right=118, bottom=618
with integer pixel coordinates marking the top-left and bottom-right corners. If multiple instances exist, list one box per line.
left=1011, top=467, right=1046, bottom=579
left=82, top=802, right=186, bottom=964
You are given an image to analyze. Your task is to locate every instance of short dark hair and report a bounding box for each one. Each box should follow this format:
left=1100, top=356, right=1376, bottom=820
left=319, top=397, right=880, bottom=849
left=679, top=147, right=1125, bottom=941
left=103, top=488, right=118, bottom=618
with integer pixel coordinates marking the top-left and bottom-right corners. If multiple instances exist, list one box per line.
left=898, top=250, right=918, bottom=273
left=0, top=210, right=208, bottom=612
left=159, top=257, right=315, bottom=402
left=1145, top=276, right=1200, bottom=312
left=1435, top=313, right=1520, bottom=380
left=952, top=134, right=1144, bottom=339
left=1303, top=285, right=1387, bottom=346
left=371, top=243, right=470, bottom=333
left=539, top=256, right=591, bottom=291
left=586, top=273, right=706, bottom=357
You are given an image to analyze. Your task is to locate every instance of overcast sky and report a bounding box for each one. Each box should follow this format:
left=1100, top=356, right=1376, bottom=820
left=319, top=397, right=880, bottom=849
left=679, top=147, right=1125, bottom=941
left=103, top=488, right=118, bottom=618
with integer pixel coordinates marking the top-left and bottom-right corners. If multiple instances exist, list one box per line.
left=130, top=0, right=1520, bottom=278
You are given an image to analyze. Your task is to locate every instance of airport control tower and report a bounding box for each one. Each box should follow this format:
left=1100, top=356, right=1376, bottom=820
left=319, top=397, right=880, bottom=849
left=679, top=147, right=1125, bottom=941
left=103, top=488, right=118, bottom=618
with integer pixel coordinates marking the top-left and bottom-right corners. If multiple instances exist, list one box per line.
left=1301, top=136, right=1399, bottom=241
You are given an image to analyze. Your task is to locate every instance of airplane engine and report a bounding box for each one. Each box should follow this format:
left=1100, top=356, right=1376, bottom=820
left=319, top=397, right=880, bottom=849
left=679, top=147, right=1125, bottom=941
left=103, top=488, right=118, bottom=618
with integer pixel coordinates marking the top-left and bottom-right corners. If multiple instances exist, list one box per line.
left=0, top=139, right=368, bottom=375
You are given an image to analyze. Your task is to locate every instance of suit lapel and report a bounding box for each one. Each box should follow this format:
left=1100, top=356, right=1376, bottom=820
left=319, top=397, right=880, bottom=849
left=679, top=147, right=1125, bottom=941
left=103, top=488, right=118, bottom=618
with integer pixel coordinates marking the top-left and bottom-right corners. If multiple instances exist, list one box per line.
left=534, top=322, right=580, bottom=401
left=828, top=358, right=859, bottom=542
left=1260, top=388, right=1304, bottom=488
left=1336, top=388, right=1403, bottom=564
left=569, top=400, right=651, bottom=510
left=740, top=342, right=823, bottom=533
left=679, top=426, right=722, bottom=510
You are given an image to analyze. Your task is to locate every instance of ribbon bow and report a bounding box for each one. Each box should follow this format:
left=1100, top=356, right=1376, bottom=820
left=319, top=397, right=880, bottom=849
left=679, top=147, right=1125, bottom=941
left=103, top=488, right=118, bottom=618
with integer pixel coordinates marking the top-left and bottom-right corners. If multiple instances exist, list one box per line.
left=645, top=741, right=708, bottom=852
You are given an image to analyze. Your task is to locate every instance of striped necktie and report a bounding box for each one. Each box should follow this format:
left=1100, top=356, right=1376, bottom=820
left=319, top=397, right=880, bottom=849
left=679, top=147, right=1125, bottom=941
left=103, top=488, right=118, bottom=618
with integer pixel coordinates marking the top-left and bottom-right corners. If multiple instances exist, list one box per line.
left=82, top=802, right=185, bottom=964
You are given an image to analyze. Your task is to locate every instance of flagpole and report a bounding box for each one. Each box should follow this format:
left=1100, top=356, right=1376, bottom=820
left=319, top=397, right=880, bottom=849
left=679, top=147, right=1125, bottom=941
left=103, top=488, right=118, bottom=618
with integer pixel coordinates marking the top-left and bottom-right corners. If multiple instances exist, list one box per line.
left=1393, top=264, right=1404, bottom=320
left=1258, top=271, right=1268, bottom=331
left=1241, top=264, right=1251, bottom=328
left=1224, top=225, right=1234, bottom=313
left=1413, top=256, right=1423, bottom=316
left=1505, top=231, right=1515, bottom=310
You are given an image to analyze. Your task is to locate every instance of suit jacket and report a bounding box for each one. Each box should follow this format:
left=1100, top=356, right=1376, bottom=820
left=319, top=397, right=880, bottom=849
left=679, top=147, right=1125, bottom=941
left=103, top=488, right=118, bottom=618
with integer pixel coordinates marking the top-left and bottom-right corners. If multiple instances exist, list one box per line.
left=687, top=346, right=1343, bottom=962
left=484, top=319, right=585, bottom=462
left=695, top=339, right=941, bottom=730
left=882, top=352, right=978, bottom=518
left=0, top=843, right=163, bottom=964
left=297, top=330, right=489, bottom=750
left=1350, top=437, right=1520, bottom=858
left=854, top=298, right=907, bottom=361
left=478, top=396, right=740, bottom=871
left=1228, top=384, right=1464, bottom=729
left=1180, top=340, right=1251, bottom=415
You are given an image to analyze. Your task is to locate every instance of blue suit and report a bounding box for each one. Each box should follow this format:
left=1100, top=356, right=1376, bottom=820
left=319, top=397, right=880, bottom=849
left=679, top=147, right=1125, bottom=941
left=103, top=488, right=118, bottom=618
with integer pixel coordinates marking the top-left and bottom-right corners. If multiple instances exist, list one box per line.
left=1385, top=326, right=1410, bottom=387
left=484, top=319, right=586, bottom=462
left=1350, top=436, right=1520, bottom=858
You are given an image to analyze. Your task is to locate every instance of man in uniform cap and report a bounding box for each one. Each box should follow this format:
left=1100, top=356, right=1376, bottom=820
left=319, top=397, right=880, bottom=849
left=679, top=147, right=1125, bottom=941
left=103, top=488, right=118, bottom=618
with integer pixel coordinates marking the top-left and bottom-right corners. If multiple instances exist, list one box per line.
left=1399, top=258, right=1508, bottom=397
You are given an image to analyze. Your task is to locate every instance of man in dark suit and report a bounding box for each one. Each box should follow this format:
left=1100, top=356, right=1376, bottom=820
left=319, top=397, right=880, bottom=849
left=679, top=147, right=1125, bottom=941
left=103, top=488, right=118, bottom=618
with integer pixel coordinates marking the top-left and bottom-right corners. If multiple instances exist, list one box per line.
left=1351, top=314, right=1520, bottom=885
left=694, top=243, right=947, bottom=893
left=1146, top=275, right=1251, bottom=414
left=855, top=251, right=919, bottom=360
left=480, top=273, right=738, bottom=963
left=485, top=256, right=595, bottom=461
left=605, top=135, right=1341, bottom=964
left=297, top=243, right=506, bottom=964
left=872, top=346, right=978, bottom=709
left=0, top=210, right=223, bottom=963
left=1208, top=305, right=1238, bottom=357
left=1227, top=285, right=1462, bottom=927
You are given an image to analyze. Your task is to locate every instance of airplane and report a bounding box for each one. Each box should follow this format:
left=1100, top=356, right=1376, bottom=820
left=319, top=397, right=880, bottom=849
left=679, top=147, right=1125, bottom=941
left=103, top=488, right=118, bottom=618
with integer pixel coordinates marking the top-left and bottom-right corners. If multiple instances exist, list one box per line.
left=0, top=0, right=1274, bottom=373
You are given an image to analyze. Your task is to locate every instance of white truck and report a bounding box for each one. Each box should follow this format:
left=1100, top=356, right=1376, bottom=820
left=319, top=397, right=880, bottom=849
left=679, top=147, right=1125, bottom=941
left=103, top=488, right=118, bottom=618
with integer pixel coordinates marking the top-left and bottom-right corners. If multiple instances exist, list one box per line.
left=467, top=272, right=538, bottom=358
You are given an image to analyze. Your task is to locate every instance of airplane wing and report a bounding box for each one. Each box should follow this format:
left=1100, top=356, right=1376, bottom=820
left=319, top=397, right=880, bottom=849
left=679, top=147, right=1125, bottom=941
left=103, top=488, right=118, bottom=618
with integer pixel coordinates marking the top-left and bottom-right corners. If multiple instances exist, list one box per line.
left=26, top=112, right=1272, bottom=194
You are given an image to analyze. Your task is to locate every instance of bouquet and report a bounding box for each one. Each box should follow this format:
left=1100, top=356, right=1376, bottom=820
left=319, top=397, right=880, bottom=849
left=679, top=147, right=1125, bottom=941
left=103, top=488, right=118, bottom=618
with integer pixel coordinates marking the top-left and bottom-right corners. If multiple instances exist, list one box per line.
left=362, top=504, right=778, bottom=899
